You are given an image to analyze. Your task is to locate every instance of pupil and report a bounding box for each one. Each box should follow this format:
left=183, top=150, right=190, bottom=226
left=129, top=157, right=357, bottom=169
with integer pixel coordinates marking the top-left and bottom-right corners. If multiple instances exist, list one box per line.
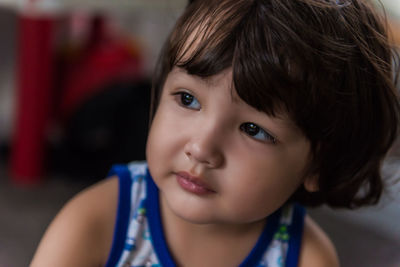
left=246, top=123, right=259, bottom=136
left=182, top=93, right=193, bottom=105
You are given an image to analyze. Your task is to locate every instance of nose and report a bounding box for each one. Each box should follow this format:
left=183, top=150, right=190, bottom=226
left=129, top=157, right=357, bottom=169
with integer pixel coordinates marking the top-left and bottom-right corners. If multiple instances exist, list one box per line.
left=183, top=124, right=224, bottom=168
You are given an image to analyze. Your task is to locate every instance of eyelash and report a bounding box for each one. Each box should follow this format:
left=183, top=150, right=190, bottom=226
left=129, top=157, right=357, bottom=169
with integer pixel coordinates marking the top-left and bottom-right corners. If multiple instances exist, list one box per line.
left=172, top=91, right=277, bottom=144
left=173, top=91, right=201, bottom=110
left=240, top=123, right=277, bottom=144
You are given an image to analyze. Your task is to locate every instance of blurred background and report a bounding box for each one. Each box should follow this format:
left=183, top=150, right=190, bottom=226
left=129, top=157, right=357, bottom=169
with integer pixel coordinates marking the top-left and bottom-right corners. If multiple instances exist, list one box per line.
left=0, top=0, right=399, bottom=266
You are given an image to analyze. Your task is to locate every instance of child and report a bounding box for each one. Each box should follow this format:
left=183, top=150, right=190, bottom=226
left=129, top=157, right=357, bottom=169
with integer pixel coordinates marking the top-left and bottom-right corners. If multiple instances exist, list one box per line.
left=31, top=0, right=400, bottom=266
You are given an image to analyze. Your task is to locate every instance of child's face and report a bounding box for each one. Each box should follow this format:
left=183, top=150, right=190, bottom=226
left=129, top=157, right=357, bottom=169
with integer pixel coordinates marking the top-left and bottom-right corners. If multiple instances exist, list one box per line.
left=146, top=67, right=314, bottom=225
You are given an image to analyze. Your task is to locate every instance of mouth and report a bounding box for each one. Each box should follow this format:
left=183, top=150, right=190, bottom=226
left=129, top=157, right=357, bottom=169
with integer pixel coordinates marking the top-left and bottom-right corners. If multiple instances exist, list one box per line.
left=175, top=171, right=215, bottom=195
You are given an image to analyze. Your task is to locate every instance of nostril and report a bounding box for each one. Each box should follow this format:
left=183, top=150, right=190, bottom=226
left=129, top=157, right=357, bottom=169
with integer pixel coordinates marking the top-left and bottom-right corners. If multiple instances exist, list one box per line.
left=185, top=150, right=192, bottom=158
left=184, top=144, right=223, bottom=168
left=183, top=136, right=224, bottom=168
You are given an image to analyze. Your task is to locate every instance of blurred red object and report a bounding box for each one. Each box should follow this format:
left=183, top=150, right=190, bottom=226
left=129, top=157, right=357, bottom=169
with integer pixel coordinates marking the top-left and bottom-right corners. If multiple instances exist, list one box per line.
left=59, top=15, right=143, bottom=120
left=10, top=15, right=55, bottom=184
left=10, top=14, right=143, bottom=184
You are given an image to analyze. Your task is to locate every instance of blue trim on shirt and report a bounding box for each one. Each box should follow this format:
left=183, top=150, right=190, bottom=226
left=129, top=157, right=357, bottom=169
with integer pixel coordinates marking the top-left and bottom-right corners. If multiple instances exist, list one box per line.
left=146, top=169, right=177, bottom=267
left=105, top=165, right=133, bottom=267
left=239, top=208, right=281, bottom=267
left=286, top=204, right=306, bottom=267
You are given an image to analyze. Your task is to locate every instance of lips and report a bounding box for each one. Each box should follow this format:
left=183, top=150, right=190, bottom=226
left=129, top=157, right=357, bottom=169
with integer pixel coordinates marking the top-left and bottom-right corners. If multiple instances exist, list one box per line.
left=175, top=171, right=215, bottom=195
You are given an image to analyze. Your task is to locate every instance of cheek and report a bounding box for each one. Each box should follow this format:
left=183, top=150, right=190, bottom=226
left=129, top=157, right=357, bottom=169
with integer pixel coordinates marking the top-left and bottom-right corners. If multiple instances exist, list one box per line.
left=146, top=108, right=185, bottom=166
left=146, top=115, right=167, bottom=163
left=223, top=152, right=305, bottom=218
left=146, top=115, right=171, bottom=185
left=224, top=176, right=300, bottom=223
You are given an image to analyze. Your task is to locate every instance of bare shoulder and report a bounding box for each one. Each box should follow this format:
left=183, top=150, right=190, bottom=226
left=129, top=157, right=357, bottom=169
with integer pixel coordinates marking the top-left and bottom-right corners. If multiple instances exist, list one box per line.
left=30, top=176, right=119, bottom=267
left=298, top=215, right=340, bottom=267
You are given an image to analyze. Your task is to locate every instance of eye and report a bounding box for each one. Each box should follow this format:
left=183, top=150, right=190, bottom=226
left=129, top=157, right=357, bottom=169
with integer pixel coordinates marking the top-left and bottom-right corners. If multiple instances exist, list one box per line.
left=175, top=92, right=201, bottom=110
left=240, top=122, right=276, bottom=143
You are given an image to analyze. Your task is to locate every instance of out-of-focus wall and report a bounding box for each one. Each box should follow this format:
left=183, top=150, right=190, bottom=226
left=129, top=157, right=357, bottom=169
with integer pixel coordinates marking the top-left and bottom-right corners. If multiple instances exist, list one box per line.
left=0, top=5, right=184, bottom=147
left=0, top=9, right=16, bottom=142
left=372, top=0, right=400, bottom=45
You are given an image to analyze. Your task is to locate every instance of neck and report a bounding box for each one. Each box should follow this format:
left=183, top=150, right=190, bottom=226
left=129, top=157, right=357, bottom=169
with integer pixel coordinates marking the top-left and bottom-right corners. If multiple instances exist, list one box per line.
left=160, top=195, right=266, bottom=267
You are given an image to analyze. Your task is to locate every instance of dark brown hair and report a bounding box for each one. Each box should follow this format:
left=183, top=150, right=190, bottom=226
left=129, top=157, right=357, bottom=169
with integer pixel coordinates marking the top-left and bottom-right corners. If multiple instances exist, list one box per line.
left=151, top=0, right=400, bottom=208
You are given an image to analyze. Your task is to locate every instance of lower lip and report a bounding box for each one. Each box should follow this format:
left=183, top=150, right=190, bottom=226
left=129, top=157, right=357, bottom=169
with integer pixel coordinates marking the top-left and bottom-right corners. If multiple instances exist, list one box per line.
left=176, top=175, right=214, bottom=195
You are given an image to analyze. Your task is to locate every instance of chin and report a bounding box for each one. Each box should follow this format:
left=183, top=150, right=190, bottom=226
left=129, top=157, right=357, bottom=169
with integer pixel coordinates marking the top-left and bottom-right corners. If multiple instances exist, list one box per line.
left=178, top=214, right=217, bottom=225
left=163, top=195, right=221, bottom=225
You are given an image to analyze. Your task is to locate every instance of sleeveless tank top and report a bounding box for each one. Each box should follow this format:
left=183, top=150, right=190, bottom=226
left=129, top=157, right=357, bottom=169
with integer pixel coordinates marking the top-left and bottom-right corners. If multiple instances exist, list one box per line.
left=105, top=162, right=305, bottom=267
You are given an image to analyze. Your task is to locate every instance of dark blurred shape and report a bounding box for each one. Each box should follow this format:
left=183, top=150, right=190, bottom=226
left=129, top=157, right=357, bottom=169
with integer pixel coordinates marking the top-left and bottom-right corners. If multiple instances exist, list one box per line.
left=50, top=79, right=151, bottom=180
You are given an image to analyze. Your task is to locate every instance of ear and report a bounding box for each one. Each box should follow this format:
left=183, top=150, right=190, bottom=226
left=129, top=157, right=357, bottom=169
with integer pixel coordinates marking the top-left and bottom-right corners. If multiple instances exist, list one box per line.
left=303, top=175, right=319, bottom=192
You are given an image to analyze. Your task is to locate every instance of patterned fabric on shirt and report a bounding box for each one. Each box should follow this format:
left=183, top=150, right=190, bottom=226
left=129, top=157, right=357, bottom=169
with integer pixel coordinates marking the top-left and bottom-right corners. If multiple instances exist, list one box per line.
left=105, top=162, right=305, bottom=267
